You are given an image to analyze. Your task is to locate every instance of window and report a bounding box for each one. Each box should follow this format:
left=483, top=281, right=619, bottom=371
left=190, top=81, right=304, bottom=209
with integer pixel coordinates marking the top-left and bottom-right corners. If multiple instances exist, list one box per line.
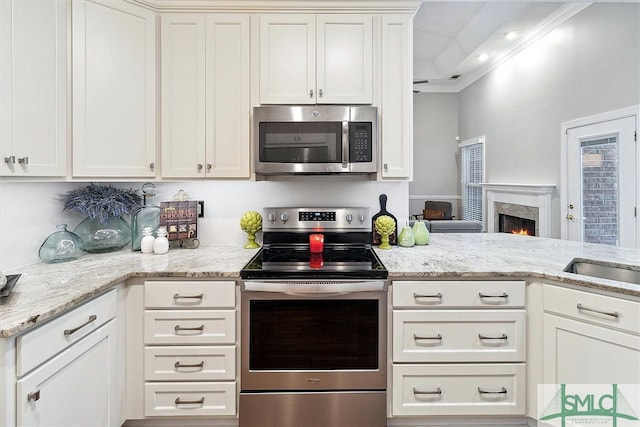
left=460, top=136, right=485, bottom=222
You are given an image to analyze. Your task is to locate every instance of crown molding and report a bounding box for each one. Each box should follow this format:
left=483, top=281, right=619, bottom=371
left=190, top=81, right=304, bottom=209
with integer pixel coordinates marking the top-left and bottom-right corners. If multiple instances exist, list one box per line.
left=128, top=0, right=420, bottom=13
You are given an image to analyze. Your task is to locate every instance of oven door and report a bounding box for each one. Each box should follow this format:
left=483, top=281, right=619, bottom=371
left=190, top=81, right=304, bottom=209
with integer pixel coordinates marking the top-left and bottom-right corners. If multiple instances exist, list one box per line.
left=240, top=281, right=387, bottom=391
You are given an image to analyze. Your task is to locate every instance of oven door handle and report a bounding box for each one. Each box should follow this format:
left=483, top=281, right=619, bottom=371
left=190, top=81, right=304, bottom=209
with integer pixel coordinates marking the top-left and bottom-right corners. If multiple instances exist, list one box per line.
left=242, top=281, right=386, bottom=294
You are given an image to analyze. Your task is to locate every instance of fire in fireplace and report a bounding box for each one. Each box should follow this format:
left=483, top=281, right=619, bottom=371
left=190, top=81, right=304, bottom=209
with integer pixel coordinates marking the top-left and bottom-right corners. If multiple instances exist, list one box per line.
left=499, top=214, right=535, bottom=236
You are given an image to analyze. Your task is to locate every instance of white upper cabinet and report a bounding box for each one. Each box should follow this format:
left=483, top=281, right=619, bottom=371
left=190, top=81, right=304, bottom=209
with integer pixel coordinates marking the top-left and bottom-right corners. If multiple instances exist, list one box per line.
left=0, top=0, right=67, bottom=177
left=380, top=15, right=412, bottom=179
left=72, top=0, right=157, bottom=178
left=259, top=14, right=373, bottom=105
left=161, top=14, right=250, bottom=178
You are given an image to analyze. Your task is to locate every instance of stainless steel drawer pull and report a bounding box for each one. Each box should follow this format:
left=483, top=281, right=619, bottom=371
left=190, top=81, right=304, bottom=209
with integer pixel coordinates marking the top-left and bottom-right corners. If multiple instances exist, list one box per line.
left=175, top=397, right=205, bottom=405
left=413, top=387, right=442, bottom=395
left=479, top=292, right=509, bottom=299
left=174, top=324, right=205, bottom=332
left=414, top=333, right=443, bottom=341
left=173, top=293, right=204, bottom=300
left=478, top=387, right=507, bottom=394
left=27, top=390, right=41, bottom=402
left=174, top=360, right=205, bottom=369
left=64, top=315, right=97, bottom=336
left=413, top=292, right=443, bottom=299
left=478, top=333, right=508, bottom=340
left=577, top=303, right=619, bottom=318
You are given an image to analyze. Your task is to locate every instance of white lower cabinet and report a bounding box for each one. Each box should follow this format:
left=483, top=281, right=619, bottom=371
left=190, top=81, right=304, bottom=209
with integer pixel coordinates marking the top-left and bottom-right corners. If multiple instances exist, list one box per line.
left=391, top=280, right=527, bottom=418
left=542, top=284, right=640, bottom=385
left=17, top=321, right=118, bottom=426
left=142, top=280, right=237, bottom=418
left=12, top=288, right=122, bottom=427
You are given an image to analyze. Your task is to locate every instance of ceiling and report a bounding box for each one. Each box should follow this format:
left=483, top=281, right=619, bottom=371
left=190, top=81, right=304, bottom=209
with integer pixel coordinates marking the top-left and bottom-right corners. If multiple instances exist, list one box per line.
left=412, top=1, right=591, bottom=92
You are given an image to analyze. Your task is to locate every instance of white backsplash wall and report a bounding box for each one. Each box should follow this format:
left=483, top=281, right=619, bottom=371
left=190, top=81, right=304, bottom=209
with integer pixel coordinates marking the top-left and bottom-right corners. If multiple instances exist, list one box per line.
left=0, top=179, right=409, bottom=271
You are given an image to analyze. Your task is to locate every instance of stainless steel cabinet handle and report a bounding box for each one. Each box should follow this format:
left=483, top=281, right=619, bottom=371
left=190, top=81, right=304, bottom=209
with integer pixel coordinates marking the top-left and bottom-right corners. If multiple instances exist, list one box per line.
left=175, top=397, right=205, bottom=405
left=478, top=333, right=508, bottom=340
left=478, top=386, right=507, bottom=394
left=206, top=163, right=212, bottom=172
left=197, top=163, right=203, bottom=171
left=149, top=162, right=155, bottom=171
left=414, top=333, right=442, bottom=341
left=64, top=315, right=97, bottom=336
left=173, top=293, right=204, bottom=300
left=174, top=360, right=204, bottom=369
left=319, top=89, right=323, bottom=97
left=413, top=387, right=441, bottom=395
left=18, top=156, right=29, bottom=165
left=309, top=89, right=313, bottom=98
left=478, top=292, right=509, bottom=299
left=27, top=390, right=41, bottom=402
left=174, top=324, right=205, bottom=332
left=577, top=303, right=619, bottom=318
left=383, top=163, right=388, bottom=171
left=4, top=156, right=15, bottom=164
left=413, top=292, right=443, bottom=300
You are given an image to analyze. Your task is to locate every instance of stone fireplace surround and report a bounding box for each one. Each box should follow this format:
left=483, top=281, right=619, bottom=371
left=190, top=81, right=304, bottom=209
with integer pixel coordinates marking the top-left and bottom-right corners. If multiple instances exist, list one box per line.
left=482, top=183, right=555, bottom=238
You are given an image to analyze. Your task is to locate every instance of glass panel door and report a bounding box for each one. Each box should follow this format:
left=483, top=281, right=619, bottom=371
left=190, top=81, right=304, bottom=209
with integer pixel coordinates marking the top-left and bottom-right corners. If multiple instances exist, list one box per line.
left=566, top=116, right=636, bottom=248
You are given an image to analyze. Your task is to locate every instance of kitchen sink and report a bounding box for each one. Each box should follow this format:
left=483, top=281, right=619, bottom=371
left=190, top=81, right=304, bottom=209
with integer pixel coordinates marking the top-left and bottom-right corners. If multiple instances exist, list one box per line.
left=563, top=258, right=640, bottom=285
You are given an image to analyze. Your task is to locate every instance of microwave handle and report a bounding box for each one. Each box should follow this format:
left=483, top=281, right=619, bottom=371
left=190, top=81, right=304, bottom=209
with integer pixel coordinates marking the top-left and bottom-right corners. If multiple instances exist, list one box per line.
left=341, top=121, right=349, bottom=168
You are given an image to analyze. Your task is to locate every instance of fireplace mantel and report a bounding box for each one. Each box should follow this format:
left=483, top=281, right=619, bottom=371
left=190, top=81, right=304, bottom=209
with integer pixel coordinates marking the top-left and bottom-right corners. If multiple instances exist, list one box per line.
left=481, top=183, right=556, bottom=237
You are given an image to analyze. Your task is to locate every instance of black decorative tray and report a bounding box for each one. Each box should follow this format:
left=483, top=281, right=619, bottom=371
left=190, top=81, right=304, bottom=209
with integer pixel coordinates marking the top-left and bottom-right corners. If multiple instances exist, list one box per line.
left=0, top=274, right=21, bottom=302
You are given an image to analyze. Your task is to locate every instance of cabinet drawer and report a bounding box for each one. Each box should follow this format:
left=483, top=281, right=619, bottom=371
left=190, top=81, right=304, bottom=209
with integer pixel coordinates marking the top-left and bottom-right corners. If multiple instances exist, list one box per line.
left=393, top=280, right=525, bottom=308
left=393, top=310, right=526, bottom=362
left=544, top=285, right=639, bottom=334
left=392, top=363, right=526, bottom=416
left=145, top=280, right=236, bottom=309
left=144, top=310, right=235, bottom=345
left=17, top=289, right=117, bottom=376
left=145, top=346, right=236, bottom=381
left=144, top=382, right=236, bottom=416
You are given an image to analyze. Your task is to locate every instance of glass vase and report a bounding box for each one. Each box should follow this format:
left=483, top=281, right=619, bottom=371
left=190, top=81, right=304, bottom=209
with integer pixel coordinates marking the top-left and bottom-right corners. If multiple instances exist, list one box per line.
left=39, top=224, right=83, bottom=263
left=74, top=216, right=132, bottom=253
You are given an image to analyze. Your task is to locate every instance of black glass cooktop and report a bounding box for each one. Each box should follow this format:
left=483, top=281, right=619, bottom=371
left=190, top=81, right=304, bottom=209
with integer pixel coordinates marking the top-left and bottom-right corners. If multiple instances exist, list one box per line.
left=240, top=245, right=388, bottom=280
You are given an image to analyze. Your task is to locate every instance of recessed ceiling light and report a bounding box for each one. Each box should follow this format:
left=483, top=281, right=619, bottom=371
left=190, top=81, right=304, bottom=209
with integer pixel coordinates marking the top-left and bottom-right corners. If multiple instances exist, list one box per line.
left=478, top=53, right=490, bottom=62
left=505, top=31, right=518, bottom=41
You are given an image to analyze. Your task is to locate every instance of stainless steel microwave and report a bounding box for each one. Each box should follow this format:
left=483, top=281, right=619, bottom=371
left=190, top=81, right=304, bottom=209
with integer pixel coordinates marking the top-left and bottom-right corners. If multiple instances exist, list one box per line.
left=253, top=106, right=378, bottom=175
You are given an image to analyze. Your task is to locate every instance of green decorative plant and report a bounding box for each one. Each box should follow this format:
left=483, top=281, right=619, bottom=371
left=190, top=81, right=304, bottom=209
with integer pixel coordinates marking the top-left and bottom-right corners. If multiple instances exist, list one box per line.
left=63, top=183, right=142, bottom=223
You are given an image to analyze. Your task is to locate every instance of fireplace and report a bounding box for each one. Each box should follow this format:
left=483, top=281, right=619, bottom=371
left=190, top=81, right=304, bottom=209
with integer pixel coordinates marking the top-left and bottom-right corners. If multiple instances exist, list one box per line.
left=499, top=213, right=536, bottom=236
left=495, top=202, right=539, bottom=236
left=483, top=183, right=555, bottom=238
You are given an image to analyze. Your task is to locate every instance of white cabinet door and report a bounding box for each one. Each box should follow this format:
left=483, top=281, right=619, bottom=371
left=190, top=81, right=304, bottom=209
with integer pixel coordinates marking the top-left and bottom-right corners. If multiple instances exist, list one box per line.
left=259, top=14, right=373, bottom=105
left=161, top=14, right=250, bottom=178
left=380, top=15, right=412, bottom=179
left=259, top=15, right=316, bottom=104
left=17, top=321, right=118, bottom=427
left=72, top=0, right=156, bottom=178
left=0, top=0, right=67, bottom=177
left=205, top=15, right=250, bottom=178
left=317, top=15, right=372, bottom=104
left=543, top=313, right=640, bottom=385
left=160, top=14, right=206, bottom=178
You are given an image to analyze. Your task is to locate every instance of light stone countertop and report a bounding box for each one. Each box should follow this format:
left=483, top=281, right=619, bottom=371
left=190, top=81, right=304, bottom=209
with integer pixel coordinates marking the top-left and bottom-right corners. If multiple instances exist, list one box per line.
left=2, top=234, right=640, bottom=338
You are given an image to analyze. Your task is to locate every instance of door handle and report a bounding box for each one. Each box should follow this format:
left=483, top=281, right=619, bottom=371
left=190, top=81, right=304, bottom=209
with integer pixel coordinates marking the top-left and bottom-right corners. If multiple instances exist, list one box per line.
left=566, top=214, right=574, bottom=221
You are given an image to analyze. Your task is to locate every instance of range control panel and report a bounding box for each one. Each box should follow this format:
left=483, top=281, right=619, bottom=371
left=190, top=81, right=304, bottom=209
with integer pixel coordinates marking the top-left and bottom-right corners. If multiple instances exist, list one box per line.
left=263, top=207, right=371, bottom=231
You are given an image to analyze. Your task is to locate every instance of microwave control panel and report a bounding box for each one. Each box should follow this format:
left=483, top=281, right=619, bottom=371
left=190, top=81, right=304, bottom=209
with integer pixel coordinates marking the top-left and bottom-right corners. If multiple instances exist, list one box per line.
left=349, top=122, right=373, bottom=162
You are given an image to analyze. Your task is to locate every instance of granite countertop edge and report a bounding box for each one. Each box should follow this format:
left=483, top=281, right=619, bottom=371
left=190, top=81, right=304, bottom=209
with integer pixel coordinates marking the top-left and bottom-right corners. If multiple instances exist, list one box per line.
left=2, top=235, right=640, bottom=338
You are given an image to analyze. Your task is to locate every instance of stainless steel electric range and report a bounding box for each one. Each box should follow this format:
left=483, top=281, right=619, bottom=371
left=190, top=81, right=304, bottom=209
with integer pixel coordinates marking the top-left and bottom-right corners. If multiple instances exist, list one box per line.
left=239, top=207, right=388, bottom=427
